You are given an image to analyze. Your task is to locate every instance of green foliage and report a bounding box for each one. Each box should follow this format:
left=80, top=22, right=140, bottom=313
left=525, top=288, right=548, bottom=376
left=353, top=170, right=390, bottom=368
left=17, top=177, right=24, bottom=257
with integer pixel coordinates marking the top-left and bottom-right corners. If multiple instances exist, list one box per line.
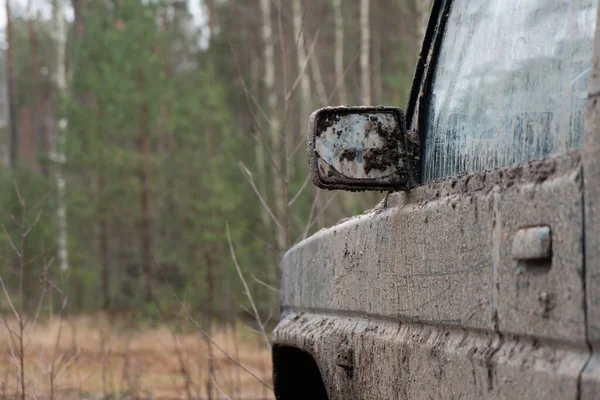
left=0, top=0, right=421, bottom=322
left=0, top=170, right=56, bottom=312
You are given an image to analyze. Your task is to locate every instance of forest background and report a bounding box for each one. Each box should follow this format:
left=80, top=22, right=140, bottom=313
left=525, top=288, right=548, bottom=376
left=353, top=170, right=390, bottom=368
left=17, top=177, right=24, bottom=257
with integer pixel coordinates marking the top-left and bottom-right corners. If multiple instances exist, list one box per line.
left=0, top=0, right=430, bottom=398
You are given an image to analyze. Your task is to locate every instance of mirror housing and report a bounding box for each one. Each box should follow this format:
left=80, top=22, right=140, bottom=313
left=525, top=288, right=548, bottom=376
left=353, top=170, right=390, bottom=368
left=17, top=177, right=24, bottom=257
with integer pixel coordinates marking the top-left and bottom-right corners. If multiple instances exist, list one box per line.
left=307, top=106, right=418, bottom=191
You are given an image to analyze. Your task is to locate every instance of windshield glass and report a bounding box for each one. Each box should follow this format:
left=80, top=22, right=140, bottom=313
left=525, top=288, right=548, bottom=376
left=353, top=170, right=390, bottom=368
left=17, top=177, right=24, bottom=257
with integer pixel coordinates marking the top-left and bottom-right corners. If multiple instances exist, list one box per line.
left=422, top=0, right=598, bottom=182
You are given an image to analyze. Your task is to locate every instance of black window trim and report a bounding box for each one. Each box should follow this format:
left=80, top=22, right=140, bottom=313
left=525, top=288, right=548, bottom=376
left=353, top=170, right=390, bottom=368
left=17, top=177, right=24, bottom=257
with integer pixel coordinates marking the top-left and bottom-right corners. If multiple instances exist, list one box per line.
left=406, top=0, right=454, bottom=183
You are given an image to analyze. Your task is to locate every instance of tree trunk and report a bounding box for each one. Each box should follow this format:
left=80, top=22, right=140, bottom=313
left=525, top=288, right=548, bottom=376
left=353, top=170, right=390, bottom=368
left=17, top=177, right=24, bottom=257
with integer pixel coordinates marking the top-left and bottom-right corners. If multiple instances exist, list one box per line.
left=260, top=0, right=286, bottom=254
left=204, top=252, right=215, bottom=400
left=138, top=97, right=154, bottom=303
left=373, top=34, right=383, bottom=104
left=360, top=0, right=371, bottom=105
left=27, top=3, right=47, bottom=174
left=251, top=55, right=270, bottom=233
left=94, top=101, right=110, bottom=309
left=98, top=174, right=110, bottom=309
left=308, top=42, right=328, bottom=106
left=5, top=0, right=18, bottom=168
left=53, top=0, right=70, bottom=273
left=206, top=0, right=216, bottom=38
left=333, top=0, right=348, bottom=105
left=71, top=0, right=86, bottom=39
left=292, top=0, right=311, bottom=122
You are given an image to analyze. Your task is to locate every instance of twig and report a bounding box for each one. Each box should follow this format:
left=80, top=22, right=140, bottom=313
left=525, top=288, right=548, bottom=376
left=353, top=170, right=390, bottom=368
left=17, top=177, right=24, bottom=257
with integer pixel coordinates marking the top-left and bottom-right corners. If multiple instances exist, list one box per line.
left=226, top=223, right=271, bottom=350
left=288, top=134, right=308, bottom=162
left=179, top=301, right=273, bottom=390
left=173, top=334, right=194, bottom=400
left=277, top=0, right=288, bottom=111
left=22, top=210, right=42, bottom=238
left=288, top=174, right=310, bottom=207
left=300, top=189, right=320, bottom=241
left=228, top=42, right=274, bottom=130
left=0, top=278, right=20, bottom=322
left=49, top=296, right=69, bottom=400
left=2, top=225, right=21, bottom=258
left=211, top=375, right=232, bottom=400
left=302, top=192, right=339, bottom=239
left=238, top=162, right=284, bottom=232
left=327, top=51, right=361, bottom=104
left=285, top=30, right=320, bottom=102
left=251, top=274, right=280, bottom=294
left=229, top=41, right=290, bottom=183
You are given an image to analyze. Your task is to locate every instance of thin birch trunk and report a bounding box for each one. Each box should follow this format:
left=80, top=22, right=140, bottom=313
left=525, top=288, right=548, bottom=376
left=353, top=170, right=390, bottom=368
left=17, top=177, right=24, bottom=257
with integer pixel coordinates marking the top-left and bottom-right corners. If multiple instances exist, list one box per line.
left=333, top=0, right=348, bottom=105
left=360, top=0, right=371, bottom=105
left=292, top=0, right=311, bottom=122
left=53, top=0, right=70, bottom=272
left=309, top=46, right=328, bottom=106
left=251, top=55, right=270, bottom=233
left=5, top=0, right=17, bottom=168
left=137, top=95, right=154, bottom=303
left=373, top=28, right=382, bottom=104
left=260, top=0, right=286, bottom=255
left=27, top=2, right=46, bottom=174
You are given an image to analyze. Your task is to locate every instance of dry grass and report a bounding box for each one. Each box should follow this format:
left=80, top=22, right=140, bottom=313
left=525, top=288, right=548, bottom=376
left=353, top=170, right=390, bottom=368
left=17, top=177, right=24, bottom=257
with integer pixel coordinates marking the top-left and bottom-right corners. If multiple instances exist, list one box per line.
left=0, top=313, right=273, bottom=399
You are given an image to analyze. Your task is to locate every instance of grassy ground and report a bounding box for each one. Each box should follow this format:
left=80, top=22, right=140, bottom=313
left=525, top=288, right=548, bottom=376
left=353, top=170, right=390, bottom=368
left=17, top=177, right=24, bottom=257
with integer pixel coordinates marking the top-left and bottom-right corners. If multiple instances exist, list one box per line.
left=0, top=314, right=273, bottom=399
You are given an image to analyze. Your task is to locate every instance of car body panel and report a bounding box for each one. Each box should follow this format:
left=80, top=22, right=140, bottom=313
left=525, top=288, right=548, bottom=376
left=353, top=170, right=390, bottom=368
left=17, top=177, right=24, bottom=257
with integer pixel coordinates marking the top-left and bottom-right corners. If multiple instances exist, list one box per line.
left=274, top=312, right=587, bottom=399
left=274, top=152, right=587, bottom=399
left=273, top=0, right=600, bottom=398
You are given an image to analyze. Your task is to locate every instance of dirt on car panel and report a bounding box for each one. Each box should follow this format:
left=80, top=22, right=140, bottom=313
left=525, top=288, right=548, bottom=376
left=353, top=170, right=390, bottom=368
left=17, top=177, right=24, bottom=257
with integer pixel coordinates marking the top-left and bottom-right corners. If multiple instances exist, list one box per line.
left=340, top=148, right=357, bottom=162
left=273, top=312, right=587, bottom=399
left=316, top=113, right=341, bottom=137
left=360, top=115, right=401, bottom=174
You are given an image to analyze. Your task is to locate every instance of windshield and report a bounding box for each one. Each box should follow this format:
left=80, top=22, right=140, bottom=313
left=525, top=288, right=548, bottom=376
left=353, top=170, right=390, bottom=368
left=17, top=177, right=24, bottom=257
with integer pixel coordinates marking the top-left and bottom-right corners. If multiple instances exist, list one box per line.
left=422, top=0, right=598, bottom=182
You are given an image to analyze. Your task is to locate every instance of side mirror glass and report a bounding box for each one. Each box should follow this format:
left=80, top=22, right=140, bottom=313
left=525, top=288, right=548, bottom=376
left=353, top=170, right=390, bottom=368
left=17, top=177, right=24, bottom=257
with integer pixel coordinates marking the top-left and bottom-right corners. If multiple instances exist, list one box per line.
left=307, top=106, right=417, bottom=191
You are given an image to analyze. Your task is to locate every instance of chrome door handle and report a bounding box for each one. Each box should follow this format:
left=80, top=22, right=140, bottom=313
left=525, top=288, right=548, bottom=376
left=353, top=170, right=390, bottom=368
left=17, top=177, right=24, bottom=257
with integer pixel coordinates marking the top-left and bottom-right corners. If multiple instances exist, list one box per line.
left=511, top=226, right=552, bottom=261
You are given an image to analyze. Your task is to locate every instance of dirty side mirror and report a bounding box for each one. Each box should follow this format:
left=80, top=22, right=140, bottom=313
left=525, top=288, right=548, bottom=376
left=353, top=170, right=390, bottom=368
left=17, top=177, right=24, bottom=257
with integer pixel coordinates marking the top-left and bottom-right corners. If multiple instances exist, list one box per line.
left=307, top=106, right=417, bottom=191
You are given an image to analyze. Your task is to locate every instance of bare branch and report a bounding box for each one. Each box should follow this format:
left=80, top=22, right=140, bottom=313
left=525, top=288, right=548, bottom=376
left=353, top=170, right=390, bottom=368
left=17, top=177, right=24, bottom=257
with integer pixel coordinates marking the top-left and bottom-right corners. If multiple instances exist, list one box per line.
left=300, top=189, right=320, bottom=241
left=288, top=174, right=310, bottom=207
left=327, top=51, right=361, bottom=104
left=29, top=192, right=51, bottom=212
left=277, top=0, right=288, bottom=105
left=226, top=223, right=271, bottom=350
left=24, top=244, right=52, bottom=336
left=23, top=210, right=42, bottom=238
left=285, top=30, right=320, bottom=102
left=242, top=229, right=279, bottom=258
left=228, top=42, right=274, bottom=131
left=0, top=277, right=20, bottom=322
left=238, top=162, right=284, bottom=232
left=179, top=301, right=273, bottom=390
left=250, top=130, right=288, bottom=184
left=2, top=225, right=21, bottom=258
left=303, top=192, right=340, bottom=238
left=13, top=181, right=24, bottom=207
left=212, top=375, right=232, bottom=400
left=227, top=49, right=289, bottom=184
left=251, top=274, right=280, bottom=294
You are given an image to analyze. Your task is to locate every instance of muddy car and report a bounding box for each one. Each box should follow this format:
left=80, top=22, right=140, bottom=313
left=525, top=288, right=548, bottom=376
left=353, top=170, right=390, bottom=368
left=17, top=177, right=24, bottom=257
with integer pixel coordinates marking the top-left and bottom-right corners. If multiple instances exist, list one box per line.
left=272, top=0, right=600, bottom=399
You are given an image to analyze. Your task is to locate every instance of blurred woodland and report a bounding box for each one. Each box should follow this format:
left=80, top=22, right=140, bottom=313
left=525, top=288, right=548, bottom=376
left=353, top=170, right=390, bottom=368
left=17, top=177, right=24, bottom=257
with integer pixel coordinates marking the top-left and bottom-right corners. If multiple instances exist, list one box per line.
left=0, top=0, right=429, bottom=320
left=0, top=0, right=431, bottom=397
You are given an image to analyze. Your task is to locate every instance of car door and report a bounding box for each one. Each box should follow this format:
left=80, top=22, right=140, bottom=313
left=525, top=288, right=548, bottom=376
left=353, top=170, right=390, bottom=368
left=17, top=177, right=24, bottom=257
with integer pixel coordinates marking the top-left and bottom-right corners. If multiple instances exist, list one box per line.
left=409, top=0, right=593, bottom=395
